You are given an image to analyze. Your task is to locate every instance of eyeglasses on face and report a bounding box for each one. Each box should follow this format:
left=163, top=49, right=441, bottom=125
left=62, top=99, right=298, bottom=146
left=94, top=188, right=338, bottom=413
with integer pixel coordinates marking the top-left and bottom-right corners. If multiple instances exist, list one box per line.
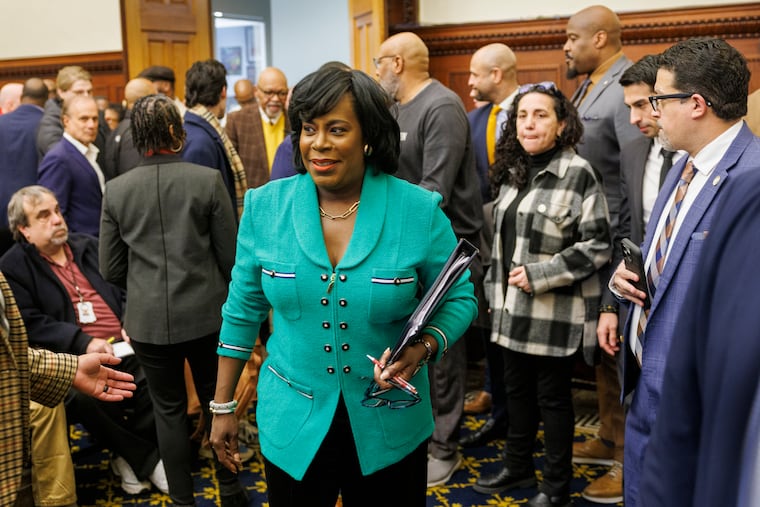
left=648, top=92, right=712, bottom=112
left=518, top=81, right=559, bottom=95
left=257, top=87, right=288, bottom=99
left=372, top=55, right=396, bottom=68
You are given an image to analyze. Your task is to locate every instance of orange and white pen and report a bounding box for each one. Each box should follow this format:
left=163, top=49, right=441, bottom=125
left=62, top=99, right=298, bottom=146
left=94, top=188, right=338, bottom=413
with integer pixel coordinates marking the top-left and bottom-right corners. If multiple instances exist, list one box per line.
left=366, top=354, right=418, bottom=395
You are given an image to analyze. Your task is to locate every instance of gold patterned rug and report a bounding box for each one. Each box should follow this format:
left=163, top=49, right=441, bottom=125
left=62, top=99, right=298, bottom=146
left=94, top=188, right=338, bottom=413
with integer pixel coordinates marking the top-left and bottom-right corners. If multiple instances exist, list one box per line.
left=70, top=401, right=621, bottom=507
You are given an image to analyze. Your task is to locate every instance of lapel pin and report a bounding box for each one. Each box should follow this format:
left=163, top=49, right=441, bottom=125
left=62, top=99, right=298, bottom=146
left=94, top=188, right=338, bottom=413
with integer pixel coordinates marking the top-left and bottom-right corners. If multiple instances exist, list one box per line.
left=712, top=175, right=721, bottom=186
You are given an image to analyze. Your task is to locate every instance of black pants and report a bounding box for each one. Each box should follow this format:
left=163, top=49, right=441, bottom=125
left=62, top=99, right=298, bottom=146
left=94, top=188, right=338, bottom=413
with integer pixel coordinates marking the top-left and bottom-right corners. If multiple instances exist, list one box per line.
left=132, top=334, right=243, bottom=505
left=13, top=468, right=33, bottom=507
left=503, top=348, right=575, bottom=497
left=264, top=397, right=428, bottom=507
left=486, top=338, right=509, bottom=426
left=65, top=354, right=160, bottom=478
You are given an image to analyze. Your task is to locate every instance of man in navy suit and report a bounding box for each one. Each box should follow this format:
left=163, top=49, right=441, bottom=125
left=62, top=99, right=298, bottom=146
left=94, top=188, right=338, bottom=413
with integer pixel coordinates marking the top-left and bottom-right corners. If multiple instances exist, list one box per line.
left=38, top=95, right=105, bottom=237
left=461, top=43, right=519, bottom=452
left=611, top=37, right=760, bottom=506
left=0, top=78, right=47, bottom=255
left=638, top=154, right=760, bottom=507
left=466, top=43, right=519, bottom=204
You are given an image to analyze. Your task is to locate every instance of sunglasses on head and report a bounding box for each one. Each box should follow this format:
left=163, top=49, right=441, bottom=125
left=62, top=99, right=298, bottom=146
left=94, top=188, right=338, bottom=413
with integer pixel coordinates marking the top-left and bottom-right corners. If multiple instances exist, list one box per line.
left=518, top=81, right=560, bottom=95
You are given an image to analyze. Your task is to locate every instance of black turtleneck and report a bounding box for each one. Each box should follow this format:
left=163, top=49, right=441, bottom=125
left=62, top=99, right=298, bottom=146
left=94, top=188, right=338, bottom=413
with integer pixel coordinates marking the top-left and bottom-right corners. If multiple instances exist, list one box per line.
left=500, top=144, right=562, bottom=292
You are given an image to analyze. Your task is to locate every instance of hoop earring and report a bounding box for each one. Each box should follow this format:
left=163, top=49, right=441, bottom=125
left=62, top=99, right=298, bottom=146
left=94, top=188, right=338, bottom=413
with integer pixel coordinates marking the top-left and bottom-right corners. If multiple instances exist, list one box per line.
left=363, top=144, right=373, bottom=157
left=170, top=139, right=184, bottom=153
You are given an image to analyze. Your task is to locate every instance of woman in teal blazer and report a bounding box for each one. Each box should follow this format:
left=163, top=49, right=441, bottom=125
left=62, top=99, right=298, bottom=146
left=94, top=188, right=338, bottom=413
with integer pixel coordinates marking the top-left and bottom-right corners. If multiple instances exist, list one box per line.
left=210, top=67, right=477, bottom=506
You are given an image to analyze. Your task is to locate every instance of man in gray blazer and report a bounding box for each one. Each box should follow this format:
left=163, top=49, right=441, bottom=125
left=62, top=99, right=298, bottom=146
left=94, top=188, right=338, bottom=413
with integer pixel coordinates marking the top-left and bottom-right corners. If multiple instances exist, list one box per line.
left=563, top=5, right=641, bottom=504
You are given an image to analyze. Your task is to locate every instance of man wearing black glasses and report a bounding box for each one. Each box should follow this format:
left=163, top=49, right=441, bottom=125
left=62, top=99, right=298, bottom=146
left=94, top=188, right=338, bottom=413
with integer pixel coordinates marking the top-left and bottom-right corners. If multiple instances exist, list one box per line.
left=609, top=38, right=760, bottom=507
left=563, top=7, right=640, bottom=505
left=226, top=68, right=290, bottom=190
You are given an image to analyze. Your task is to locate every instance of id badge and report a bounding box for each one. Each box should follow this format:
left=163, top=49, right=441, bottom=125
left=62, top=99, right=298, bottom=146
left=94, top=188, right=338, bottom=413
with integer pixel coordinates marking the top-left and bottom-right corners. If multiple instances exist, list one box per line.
left=77, top=301, right=97, bottom=324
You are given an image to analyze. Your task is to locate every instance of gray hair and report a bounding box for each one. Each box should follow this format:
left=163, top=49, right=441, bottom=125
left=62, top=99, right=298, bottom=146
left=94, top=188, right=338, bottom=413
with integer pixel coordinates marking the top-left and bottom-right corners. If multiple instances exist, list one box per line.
left=7, top=185, right=56, bottom=242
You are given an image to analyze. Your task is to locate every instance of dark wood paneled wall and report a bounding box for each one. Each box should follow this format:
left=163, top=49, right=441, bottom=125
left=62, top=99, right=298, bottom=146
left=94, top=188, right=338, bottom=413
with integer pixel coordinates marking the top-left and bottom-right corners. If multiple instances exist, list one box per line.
left=0, top=52, right=126, bottom=103
left=2, top=2, right=759, bottom=107
left=391, top=3, right=760, bottom=111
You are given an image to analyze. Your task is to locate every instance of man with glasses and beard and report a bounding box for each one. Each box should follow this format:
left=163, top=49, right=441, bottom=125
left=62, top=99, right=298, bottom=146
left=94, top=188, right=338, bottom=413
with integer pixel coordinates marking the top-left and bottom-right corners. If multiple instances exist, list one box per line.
left=610, top=37, right=760, bottom=506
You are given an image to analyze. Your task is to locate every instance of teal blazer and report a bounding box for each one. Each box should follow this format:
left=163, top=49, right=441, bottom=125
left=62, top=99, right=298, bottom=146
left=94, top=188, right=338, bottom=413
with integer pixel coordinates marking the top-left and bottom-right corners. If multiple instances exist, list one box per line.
left=219, top=168, right=477, bottom=479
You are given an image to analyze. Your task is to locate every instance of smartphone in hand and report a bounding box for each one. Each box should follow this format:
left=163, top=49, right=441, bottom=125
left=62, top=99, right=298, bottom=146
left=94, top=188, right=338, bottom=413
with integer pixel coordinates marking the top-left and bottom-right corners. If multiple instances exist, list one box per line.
left=621, top=238, right=651, bottom=309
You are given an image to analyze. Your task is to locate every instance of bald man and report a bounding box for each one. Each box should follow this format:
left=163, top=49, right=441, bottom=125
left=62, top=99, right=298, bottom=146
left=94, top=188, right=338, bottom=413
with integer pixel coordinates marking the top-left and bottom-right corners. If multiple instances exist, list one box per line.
left=225, top=68, right=290, bottom=189
left=563, top=6, right=640, bottom=505
left=0, top=82, right=23, bottom=114
left=376, top=31, right=484, bottom=489
left=459, top=43, right=519, bottom=452
left=37, top=95, right=104, bottom=236
left=103, top=77, right=156, bottom=179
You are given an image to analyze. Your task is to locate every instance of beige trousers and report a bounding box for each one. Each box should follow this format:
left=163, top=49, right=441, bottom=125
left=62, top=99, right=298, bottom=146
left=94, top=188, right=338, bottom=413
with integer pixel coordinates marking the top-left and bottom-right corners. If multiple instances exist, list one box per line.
left=29, top=401, right=77, bottom=506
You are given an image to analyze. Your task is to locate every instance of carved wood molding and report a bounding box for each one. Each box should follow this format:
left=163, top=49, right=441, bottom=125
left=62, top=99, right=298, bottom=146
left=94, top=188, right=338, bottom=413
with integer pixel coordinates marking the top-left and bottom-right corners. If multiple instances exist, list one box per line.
left=397, top=3, right=760, bottom=55
left=386, top=0, right=418, bottom=30
left=0, top=52, right=124, bottom=80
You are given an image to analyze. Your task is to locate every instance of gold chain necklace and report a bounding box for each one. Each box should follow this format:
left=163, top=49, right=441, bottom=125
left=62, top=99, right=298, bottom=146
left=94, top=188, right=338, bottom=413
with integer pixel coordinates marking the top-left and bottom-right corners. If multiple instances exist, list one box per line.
left=319, top=200, right=360, bottom=220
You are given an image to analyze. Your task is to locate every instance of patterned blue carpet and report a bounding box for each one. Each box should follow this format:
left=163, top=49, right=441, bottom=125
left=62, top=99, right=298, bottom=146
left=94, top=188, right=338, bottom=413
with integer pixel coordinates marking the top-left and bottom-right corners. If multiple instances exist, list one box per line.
left=70, top=410, right=622, bottom=507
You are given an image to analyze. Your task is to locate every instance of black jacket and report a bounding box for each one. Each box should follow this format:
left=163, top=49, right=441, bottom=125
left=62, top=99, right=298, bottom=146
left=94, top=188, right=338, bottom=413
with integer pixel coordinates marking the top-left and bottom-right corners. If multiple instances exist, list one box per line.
left=0, top=233, right=124, bottom=354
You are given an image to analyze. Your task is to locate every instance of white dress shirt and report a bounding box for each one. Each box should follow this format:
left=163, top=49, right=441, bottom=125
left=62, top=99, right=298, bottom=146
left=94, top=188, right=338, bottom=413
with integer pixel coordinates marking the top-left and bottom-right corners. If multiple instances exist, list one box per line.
left=641, top=138, right=686, bottom=226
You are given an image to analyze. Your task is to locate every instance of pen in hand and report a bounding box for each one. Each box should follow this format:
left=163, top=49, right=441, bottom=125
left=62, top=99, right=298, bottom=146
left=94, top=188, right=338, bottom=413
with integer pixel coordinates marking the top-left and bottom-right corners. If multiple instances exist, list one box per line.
left=366, top=354, right=418, bottom=395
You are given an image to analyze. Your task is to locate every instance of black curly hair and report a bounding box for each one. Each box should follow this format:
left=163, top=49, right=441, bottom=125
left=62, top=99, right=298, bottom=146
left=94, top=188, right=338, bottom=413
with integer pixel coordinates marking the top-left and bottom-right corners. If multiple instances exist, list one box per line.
left=489, top=84, right=583, bottom=194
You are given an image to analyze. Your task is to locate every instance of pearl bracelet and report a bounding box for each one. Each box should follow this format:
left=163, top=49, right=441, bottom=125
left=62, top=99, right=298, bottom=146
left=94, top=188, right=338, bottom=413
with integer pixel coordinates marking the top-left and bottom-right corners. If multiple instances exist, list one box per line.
left=209, top=399, right=238, bottom=415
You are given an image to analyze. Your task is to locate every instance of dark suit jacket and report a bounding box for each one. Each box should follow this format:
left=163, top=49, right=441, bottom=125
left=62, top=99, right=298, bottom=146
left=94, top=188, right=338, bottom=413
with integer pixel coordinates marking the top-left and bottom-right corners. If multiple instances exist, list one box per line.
left=104, top=111, right=141, bottom=180
left=99, top=154, right=237, bottom=345
left=0, top=234, right=123, bottom=355
left=576, top=56, right=643, bottom=311
left=0, top=104, right=43, bottom=228
left=225, top=101, right=289, bottom=189
left=639, top=158, right=760, bottom=507
left=182, top=111, right=237, bottom=212
left=623, top=123, right=760, bottom=504
left=618, top=136, right=653, bottom=247
left=270, top=138, right=297, bottom=180
left=37, top=137, right=103, bottom=237
left=468, top=103, right=494, bottom=203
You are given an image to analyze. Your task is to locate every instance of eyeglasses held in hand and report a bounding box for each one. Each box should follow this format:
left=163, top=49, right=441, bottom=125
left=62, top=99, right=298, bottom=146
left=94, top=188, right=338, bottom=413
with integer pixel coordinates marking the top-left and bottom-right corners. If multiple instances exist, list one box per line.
left=361, top=382, right=421, bottom=409
left=361, top=354, right=421, bottom=409
left=518, top=81, right=559, bottom=95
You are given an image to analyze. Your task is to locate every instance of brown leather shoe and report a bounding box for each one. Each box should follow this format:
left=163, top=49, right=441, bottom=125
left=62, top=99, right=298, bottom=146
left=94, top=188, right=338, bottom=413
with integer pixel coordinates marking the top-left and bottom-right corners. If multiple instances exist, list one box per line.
left=464, top=390, right=492, bottom=414
left=581, top=461, right=623, bottom=504
left=572, top=437, right=615, bottom=466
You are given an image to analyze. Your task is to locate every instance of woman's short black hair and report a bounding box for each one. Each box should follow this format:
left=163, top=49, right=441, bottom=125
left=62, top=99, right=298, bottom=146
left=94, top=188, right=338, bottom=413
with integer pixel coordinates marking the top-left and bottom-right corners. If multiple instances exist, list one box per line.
left=490, top=84, right=583, bottom=193
left=288, top=67, right=400, bottom=174
left=131, top=94, right=186, bottom=155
